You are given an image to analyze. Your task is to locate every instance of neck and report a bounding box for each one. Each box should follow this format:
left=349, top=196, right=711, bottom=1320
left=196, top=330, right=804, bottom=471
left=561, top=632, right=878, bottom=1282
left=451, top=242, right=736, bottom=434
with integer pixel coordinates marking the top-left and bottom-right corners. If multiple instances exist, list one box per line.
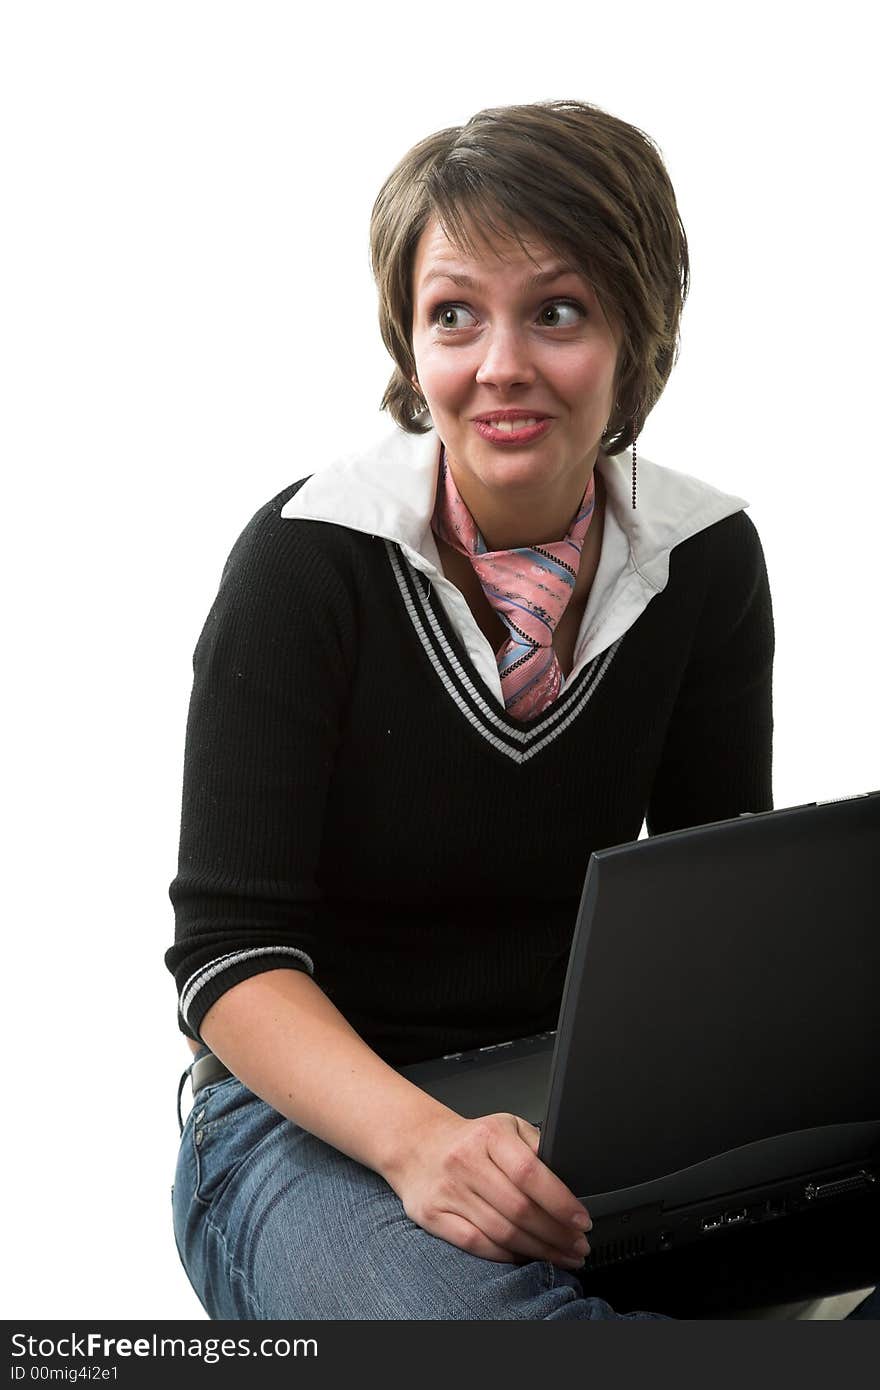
left=435, top=470, right=606, bottom=616
left=461, top=459, right=603, bottom=554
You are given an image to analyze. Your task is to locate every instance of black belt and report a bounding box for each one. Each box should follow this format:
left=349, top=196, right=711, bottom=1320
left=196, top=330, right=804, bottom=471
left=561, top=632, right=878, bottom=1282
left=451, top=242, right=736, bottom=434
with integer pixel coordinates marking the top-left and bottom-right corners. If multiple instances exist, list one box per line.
left=177, top=1048, right=233, bottom=1136
left=191, top=1050, right=233, bottom=1094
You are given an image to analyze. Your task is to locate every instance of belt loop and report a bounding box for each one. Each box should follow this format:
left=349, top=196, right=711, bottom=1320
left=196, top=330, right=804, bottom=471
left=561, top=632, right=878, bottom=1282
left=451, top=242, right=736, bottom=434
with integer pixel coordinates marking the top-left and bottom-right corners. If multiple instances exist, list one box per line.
left=176, top=1055, right=200, bottom=1137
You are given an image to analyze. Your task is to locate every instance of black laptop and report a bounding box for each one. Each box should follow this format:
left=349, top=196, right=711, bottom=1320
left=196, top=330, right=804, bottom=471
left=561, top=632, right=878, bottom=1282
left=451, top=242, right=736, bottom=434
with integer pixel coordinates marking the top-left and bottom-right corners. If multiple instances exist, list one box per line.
left=397, top=792, right=880, bottom=1270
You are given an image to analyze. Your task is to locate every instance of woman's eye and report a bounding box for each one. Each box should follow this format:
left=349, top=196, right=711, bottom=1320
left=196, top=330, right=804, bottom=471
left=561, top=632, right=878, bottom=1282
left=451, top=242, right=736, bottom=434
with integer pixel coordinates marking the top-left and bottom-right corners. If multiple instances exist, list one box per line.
left=432, top=304, right=477, bottom=330
left=539, top=300, right=585, bottom=326
left=431, top=299, right=585, bottom=331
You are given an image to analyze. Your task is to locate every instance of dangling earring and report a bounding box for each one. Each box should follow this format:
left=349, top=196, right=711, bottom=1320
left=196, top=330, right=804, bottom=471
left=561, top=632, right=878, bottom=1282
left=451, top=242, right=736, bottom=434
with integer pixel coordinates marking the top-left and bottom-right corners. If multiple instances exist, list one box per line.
left=602, top=409, right=638, bottom=511
left=631, top=421, right=638, bottom=511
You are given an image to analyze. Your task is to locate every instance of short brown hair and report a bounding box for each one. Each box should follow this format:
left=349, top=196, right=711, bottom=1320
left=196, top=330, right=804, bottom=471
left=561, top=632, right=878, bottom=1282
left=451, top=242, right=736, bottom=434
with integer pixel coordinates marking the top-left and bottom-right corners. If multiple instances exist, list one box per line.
left=369, top=99, right=689, bottom=454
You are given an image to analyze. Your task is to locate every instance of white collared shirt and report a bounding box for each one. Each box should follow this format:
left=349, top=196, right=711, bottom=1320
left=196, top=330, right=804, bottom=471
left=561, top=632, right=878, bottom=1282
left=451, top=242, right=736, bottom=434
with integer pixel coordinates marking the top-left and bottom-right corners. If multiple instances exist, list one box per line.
left=281, top=415, right=748, bottom=706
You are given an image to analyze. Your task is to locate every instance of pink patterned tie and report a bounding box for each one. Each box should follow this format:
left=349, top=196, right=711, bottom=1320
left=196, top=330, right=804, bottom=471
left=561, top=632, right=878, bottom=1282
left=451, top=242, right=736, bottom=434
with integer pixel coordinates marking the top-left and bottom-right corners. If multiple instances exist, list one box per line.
left=431, top=444, right=596, bottom=720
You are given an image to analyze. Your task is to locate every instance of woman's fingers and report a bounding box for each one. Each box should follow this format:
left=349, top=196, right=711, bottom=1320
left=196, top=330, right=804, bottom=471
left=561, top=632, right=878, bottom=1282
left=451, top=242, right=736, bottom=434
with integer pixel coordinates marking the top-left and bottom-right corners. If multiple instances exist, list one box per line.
left=449, top=1185, right=590, bottom=1268
left=427, top=1208, right=524, bottom=1264
left=428, top=1206, right=587, bottom=1270
left=387, top=1107, right=591, bottom=1270
left=461, top=1150, right=590, bottom=1261
left=438, top=1114, right=591, bottom=1263
left=485, top=1116, right=591, bottom=1239
left=516, top=1117, right=542, bottom=1153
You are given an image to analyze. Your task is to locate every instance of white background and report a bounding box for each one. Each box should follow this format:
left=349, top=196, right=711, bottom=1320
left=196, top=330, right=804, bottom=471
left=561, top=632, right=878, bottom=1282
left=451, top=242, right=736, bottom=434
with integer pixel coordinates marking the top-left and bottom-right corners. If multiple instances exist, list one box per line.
left=3, top=1, right=877, bottom=1319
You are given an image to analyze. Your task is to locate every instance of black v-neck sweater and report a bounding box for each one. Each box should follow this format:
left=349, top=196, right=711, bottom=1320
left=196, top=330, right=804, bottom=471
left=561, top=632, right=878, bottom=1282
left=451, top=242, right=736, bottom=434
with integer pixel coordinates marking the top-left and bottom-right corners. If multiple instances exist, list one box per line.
left=166, top=479, right=774, bottom=1065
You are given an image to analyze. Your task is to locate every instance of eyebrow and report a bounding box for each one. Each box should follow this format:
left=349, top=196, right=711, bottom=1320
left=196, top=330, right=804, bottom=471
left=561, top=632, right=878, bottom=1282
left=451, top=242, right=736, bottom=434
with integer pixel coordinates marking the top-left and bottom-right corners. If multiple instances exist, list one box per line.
left=418, top=263, right=584, bottom=294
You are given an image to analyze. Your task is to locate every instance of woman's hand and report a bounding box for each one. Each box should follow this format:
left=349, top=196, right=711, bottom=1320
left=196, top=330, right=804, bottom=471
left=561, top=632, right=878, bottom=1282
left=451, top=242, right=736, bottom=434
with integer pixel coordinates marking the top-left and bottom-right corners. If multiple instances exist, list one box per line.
left=383, top=1109, right=592, bottom=1269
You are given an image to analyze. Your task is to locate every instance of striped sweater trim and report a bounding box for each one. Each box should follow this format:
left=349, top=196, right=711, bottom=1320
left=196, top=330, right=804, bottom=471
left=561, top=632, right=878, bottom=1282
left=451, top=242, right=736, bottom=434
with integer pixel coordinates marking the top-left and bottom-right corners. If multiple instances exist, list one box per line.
left=179, top=946, right=315, bottom=1029
left=386, top=541, right=622, bottom=764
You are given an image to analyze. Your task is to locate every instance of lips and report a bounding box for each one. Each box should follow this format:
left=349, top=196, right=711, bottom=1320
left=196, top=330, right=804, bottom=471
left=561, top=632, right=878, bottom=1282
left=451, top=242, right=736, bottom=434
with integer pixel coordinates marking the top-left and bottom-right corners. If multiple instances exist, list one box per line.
left=472, top=417, right=553, bottom=445
left=472, top=410, right=551, bottom=423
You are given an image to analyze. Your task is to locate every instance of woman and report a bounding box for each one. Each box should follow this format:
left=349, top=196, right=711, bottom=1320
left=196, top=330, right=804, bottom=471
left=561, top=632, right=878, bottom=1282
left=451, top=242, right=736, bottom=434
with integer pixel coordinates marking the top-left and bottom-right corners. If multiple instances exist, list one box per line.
left=165, top=99, right=855, bottom=1320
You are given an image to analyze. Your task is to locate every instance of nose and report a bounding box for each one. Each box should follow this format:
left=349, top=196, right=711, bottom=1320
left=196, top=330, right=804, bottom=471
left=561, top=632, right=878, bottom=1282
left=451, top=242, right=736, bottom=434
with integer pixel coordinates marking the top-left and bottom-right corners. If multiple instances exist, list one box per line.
left=474, top=322, right=537, bottom=393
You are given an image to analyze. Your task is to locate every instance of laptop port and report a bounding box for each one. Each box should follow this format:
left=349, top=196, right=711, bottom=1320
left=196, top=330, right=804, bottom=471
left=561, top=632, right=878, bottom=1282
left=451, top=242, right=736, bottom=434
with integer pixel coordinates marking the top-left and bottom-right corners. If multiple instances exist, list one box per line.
left=764, top=1199, right=786, bottom=1218
left=804, top=1171, right=876, bottom=1202
left=701, top=1214, right=724, bottom=1233
left=724, top=1209, right=748, bottom=1224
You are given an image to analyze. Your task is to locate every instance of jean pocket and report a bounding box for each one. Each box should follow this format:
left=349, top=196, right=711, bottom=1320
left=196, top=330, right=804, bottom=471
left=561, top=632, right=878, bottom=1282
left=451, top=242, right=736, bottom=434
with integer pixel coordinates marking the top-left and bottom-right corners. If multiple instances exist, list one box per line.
left=190, top=1077, right=267, bottom=1209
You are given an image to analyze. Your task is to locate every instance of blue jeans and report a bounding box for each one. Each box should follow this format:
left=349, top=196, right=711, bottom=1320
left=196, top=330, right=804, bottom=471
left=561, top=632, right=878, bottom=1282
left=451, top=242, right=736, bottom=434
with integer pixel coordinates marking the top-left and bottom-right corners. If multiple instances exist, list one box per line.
left=171, top=1048, right=666, bottom=1320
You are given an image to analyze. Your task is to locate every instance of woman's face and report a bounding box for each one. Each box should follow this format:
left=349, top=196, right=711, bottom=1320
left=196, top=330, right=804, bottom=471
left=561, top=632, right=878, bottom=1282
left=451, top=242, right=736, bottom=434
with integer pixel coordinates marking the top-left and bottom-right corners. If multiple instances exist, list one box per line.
left=410, top=213, right=622, bottom=525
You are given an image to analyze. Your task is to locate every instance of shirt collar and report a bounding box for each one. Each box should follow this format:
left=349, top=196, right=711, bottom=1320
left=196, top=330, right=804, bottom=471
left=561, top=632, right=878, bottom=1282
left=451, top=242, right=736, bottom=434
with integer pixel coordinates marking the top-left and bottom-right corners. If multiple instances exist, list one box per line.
left=280, top=411, right=748, bottom=591
left=280, top=413, right=749, bottom=700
